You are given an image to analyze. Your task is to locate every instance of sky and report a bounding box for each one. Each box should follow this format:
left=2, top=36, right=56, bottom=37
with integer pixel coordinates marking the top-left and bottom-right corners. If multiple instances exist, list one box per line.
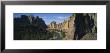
left=14, top=13, right=73, bottom=25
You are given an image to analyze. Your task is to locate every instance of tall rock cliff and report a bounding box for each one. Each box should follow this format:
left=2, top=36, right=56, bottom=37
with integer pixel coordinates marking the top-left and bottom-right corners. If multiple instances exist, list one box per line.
left=63, top=15, right=75, bottom=40
left=74, top=13, right=97, bottom=40
left=14, top=15, right=48, bottom=40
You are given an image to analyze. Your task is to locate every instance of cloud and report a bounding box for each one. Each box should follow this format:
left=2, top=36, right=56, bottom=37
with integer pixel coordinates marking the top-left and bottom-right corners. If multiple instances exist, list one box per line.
left=57, top=16, right=65, bottom=19
left=40, top=16, right=69, bottom=20
left=57, top=16, right=70, bottom=20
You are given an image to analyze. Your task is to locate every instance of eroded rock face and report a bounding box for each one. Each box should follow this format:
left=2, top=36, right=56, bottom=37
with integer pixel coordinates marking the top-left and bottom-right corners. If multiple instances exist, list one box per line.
left=64, top=16, right=75, bottom=40
left=74, top=13, right=97, bottom=40
left=48, top=15, right=76, bottom=40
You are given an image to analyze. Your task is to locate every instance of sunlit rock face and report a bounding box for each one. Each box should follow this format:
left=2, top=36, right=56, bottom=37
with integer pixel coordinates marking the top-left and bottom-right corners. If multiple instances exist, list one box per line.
left=66, top=16, right=76, bottom=40
left=48, top=15, right=76, bottom=40
left=48, top=21, right=57, bottom=30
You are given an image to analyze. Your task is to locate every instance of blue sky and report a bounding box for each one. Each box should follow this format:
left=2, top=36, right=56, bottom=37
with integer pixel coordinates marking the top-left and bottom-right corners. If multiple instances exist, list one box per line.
left=14, top=13, right=73, bottom=25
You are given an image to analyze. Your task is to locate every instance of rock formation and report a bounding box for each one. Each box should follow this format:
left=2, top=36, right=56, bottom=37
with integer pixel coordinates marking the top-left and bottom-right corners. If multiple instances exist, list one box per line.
left=14, top=15, right=48, bottom=40
left=74, top=13, right=97, bottom=40
left=48, top=14, right=76, bottom=40
left=48, top=13, right=97, bottom=40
